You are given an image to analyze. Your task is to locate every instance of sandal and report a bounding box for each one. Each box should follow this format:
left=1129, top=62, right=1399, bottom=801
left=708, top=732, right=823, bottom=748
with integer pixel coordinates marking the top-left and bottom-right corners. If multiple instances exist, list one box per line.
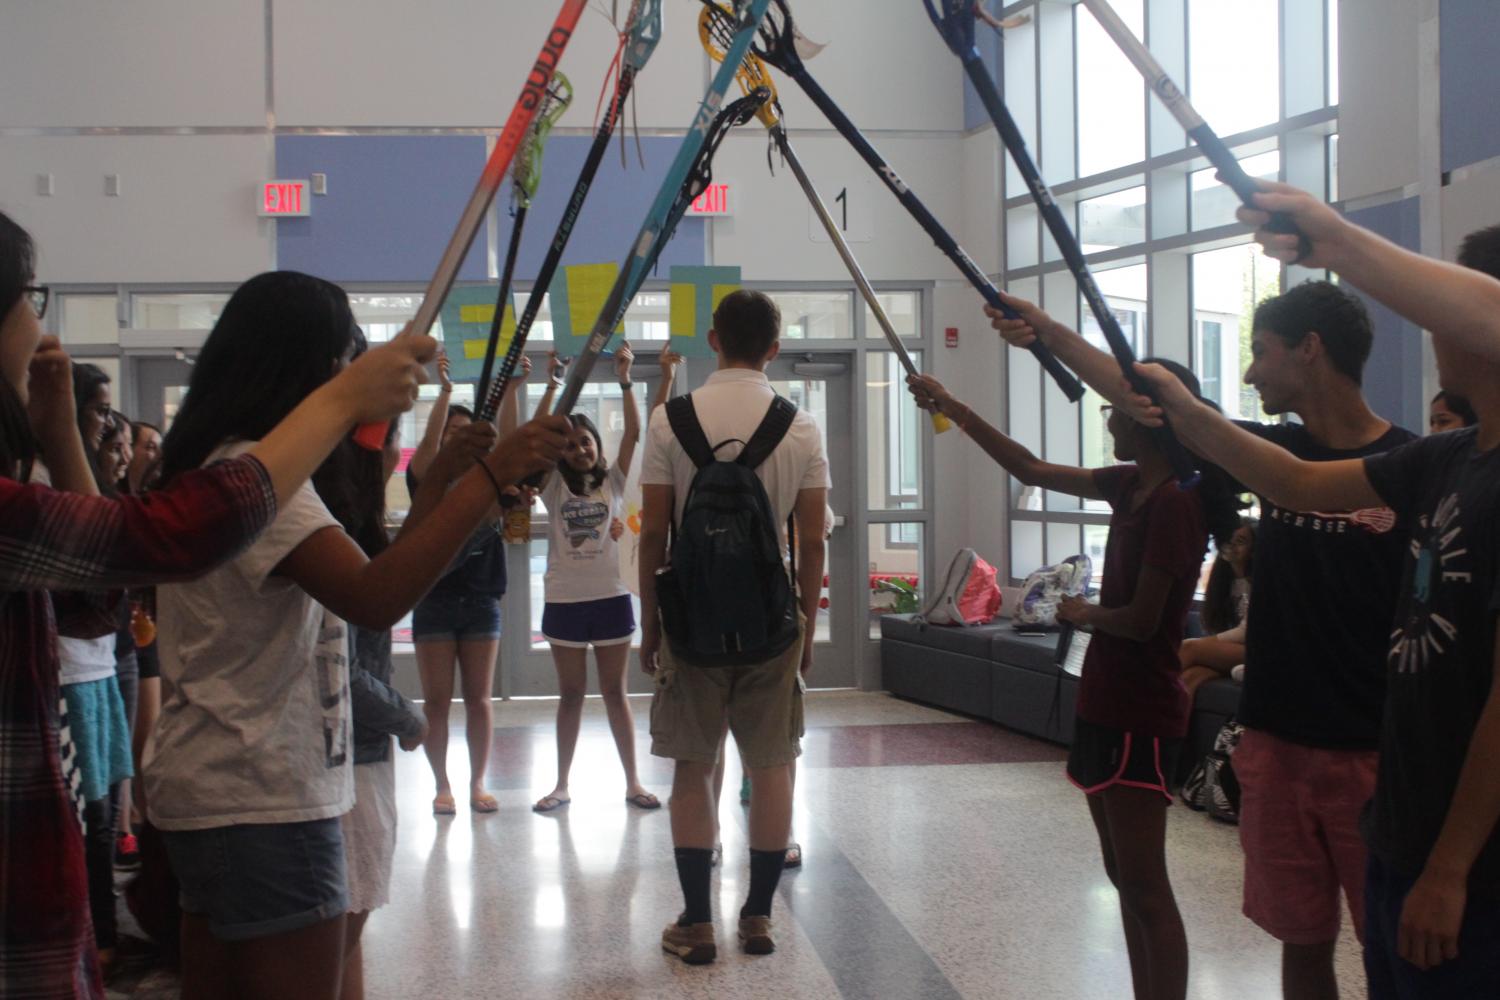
left=532, top=794, right=570, bottom=814
left=432, top=792, right=457, bottom=816
left=470, top=791, right=499, bottom=814
left=625, top=792, right=662, bottom=810
left=784, top=842, right=802, bottom=869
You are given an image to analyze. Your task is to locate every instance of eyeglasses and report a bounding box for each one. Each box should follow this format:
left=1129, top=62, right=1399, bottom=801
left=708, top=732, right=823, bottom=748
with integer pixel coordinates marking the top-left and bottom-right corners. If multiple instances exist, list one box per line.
left=22, top=286, right=48, bottom=320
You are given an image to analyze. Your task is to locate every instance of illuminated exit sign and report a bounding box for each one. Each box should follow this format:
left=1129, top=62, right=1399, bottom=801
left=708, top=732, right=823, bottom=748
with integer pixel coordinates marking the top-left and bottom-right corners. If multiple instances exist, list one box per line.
left=686, top=183, right=733, bottom=217
left=258, top=180, right=311, bottom=217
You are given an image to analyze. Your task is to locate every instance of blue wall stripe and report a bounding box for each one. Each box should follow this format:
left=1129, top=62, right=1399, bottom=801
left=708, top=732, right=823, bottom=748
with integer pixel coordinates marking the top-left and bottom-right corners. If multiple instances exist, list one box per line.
left=1344, top=196, right=1425, bottom=433
left=274, top=134, right=705, bottom=285
left=1440, top=0, right=1500, bottom=174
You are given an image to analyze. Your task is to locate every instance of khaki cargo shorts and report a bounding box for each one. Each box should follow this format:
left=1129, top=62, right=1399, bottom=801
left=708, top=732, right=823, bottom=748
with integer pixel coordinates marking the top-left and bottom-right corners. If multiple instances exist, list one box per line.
left=649, top=617, right=806, bottom=770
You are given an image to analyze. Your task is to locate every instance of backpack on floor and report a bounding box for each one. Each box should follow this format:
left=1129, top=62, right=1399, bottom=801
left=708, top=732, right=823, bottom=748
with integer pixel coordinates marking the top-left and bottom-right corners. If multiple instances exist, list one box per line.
left=654, top=394, right=801, bottom=667
left=916, top=548, right=1001, bottom=626
left=1013, top=554, right=1093, bottom=630
left=1180, top=719, right=1244, bottom=823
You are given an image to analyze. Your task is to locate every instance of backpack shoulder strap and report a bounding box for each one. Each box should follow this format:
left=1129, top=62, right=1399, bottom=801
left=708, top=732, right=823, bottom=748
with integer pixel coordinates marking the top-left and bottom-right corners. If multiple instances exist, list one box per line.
left=666, top=395, right=715, bottom=469
left=737, top=396, right=797, bottom=471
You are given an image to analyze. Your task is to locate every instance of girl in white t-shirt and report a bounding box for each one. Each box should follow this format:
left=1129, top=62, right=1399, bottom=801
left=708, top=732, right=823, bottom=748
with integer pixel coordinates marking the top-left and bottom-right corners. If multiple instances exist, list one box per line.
left=143, top=272, right=568, bottom=1000
left=533, top=343, right=664, bottom=813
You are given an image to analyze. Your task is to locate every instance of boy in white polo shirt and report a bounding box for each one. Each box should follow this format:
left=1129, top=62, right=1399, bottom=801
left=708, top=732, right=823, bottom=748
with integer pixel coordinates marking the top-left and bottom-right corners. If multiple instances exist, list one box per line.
left=638, top=290, right=829, bottom=963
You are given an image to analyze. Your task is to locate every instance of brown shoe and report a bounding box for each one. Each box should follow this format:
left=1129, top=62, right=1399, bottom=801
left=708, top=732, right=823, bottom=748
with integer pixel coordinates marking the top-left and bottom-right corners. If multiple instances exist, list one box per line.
left=738, top=914, right=775, bottom=955
left=661, top=918, right=717, bottom=964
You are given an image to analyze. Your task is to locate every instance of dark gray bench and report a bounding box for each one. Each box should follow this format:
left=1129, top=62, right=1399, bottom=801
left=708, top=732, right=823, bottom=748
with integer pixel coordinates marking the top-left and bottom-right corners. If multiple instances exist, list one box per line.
left=880, top=614, right=1241, bottom=775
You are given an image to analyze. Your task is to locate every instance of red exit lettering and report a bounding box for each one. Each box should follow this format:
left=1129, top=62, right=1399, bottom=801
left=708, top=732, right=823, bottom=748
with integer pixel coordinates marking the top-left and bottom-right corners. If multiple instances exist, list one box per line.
left=690, top=183, right=730, bottom=215
left=260, top=181, right=308, bottom=217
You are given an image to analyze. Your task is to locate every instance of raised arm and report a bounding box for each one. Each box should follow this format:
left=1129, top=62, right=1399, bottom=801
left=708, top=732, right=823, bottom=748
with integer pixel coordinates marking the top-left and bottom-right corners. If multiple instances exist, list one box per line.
left=614, top=342, right=639, bottom=477
left=906, top=373, right=1103, bottom=500
left=409, top=352, right=453, bottom=481
left=498, top=355, right=531, bottom=438
left=1133, top=362, right=1383, bottom=512
left=276, top=415, right=571, bottom=630
left=28, top=336, right=98, bottom=496
left=1241, top=181, right=1500, bottom=363
left=651, top=349, right=684, bottom=418
left=986, top=294, right=1137, bottom=409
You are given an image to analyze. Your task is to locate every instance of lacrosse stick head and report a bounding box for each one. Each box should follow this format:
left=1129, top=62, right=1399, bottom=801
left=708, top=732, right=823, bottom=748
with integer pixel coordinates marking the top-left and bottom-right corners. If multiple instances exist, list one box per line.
left=513, top=72, right=573, bottom=204
left=679, top=86, right=770, bottom=209
left=623, top=0, right=663, bottom=71
left=699, top=0, right=803, bottom=75
left=699, top=2, right=783, bottom=130
left=924, top=0, right=978, bottom=56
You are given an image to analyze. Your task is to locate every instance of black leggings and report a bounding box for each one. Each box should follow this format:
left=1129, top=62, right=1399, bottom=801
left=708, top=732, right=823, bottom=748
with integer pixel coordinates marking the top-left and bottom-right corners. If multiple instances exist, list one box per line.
left=82, top=796, right=116, bottom=950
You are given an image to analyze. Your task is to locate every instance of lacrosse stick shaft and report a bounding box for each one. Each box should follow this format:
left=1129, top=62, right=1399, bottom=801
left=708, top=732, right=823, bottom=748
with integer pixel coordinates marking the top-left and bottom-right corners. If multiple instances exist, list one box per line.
left=553, top=1, right=771, bottom=418
left=964, top=55, right=1198, bottom=486
left=480, top=66, right=644, bottom=421
left=1077, top=0, right=1306, bottom=253
left=784, top=68, right=1084, bottom=402
left=775, top=130, right=951, bottom=433
left=476, top=204, right=529, bottom=420
left=353, top=0, right=588, bottom=449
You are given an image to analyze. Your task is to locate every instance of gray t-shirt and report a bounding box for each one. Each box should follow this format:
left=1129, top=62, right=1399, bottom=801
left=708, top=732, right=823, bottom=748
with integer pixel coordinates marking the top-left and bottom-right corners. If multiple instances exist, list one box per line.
left=144, top=441, right=352, bottom=831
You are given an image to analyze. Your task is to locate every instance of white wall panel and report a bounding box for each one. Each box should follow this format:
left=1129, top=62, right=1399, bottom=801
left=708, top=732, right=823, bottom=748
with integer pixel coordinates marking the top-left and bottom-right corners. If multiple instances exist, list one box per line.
left=709, top=132, right=965, bottom=282
left=0, top=1, right=265, bottom=127
left=0, top=136, right=274, bottom=283
left=960, top=131, right=1002, bottom=277
left=273, top=0, right=962, bottom=132
left=1338, top=0, right=1420, bottom=202
left=1441, top=169, right=1500, bottom=262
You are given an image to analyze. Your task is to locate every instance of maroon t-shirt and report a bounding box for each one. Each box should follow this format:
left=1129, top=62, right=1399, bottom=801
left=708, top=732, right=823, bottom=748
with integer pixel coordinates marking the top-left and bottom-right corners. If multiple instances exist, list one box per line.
left=1075, top=465, right=1209, bottom=739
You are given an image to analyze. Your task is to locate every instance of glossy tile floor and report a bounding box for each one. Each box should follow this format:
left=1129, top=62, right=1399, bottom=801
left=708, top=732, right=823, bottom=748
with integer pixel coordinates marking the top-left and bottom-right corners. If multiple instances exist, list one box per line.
left=111, top=692, right=1366, bottom=999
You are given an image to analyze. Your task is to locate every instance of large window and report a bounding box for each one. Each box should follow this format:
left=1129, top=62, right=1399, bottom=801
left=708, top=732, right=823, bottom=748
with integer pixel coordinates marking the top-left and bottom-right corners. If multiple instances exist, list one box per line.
left=1002, top=0, right=1337, bottom=582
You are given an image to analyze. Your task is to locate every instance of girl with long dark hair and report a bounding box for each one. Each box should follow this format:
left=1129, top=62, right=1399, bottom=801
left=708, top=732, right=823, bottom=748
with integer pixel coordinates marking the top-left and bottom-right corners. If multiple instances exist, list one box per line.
left=530, top=344, right=660, bottom=814
left=909, top=352, right=1241, bottom=1000
left=0, top=211, right=435, bottom=999
left=144, top=272, right=568, bottom=1000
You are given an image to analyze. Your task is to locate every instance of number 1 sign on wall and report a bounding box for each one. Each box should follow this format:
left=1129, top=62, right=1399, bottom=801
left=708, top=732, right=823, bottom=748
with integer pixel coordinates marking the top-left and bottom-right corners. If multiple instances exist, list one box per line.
left=809, top=177, right=873, bottom=243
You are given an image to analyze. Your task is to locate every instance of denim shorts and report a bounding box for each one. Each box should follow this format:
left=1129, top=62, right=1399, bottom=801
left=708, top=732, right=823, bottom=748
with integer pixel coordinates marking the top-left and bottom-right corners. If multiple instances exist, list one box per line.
left=541, top=595, right=636, bottom=648
left=162, top=817, right=348, bottom=941
left=412, top=590, right=502, bottom=643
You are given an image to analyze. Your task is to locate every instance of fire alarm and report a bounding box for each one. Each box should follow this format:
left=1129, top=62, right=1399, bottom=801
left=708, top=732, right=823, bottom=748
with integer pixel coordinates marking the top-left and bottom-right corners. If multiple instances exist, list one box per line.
left=945, top=326, right=959, bottom=348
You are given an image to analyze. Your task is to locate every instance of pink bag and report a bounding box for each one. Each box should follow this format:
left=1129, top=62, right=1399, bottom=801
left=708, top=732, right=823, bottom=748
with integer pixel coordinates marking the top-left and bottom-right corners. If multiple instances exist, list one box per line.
left=917, top=548, right=1002, bottom=626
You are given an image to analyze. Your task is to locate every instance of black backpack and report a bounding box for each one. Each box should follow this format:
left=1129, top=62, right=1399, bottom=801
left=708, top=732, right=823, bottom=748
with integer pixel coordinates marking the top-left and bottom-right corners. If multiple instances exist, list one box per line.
left=654, top=393, right=800, bottom=667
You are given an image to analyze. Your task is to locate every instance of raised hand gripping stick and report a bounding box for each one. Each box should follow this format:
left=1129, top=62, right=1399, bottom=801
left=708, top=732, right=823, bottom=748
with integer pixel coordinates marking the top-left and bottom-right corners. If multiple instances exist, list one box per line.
left=550, top=0, right=774, bottom=419
left=697, top=4, right=952, bottom=434
left=352, top=0, right=590, bottom=450
left=708, top=0, right=1084, bottom=402
left=925, top=0, right=1199, bottom=486
left=477, top=0, right=664, bottom=423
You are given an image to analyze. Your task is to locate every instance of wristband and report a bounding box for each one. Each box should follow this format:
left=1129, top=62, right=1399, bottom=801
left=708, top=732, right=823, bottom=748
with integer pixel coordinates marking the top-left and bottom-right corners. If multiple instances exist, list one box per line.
left=476, top=459, right=509, bottom=506
left=619, top=381, right=634, bottom=390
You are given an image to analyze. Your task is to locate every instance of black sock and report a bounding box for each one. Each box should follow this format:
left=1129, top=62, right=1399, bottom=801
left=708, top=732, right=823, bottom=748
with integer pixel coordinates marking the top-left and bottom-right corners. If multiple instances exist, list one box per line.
left=674, top=847, right=715, bottom=925
left=741, top=848, right=789, bottom=919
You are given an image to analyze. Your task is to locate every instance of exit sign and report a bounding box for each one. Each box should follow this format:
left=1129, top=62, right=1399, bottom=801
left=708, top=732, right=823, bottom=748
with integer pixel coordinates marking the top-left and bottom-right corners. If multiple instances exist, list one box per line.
left=258, top=180, right=310, bottom=217
left=686, top=183, right=733, bottom=217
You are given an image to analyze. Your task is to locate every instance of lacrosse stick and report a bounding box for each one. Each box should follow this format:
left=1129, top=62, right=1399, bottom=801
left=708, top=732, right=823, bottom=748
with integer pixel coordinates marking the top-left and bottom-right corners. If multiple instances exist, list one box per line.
left=698, top=4, right=952, bottom=434
left=701, top=0, right=1084, bottom=402
left=353, top=0, right=590, bottom=449
left=1076, top=0, right=1308, bottom=259
left=550, top=0, right=773, bottom=419
left=475, top=72, right=572, bottom=417
left=926, top=0, right=1199, bottom=485
left=477, top=0, right=664, bottom=422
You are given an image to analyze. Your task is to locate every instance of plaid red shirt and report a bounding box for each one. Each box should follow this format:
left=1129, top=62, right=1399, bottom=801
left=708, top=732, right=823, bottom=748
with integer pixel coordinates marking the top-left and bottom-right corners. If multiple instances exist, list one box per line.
left=0, top=455, right=275, bottom=999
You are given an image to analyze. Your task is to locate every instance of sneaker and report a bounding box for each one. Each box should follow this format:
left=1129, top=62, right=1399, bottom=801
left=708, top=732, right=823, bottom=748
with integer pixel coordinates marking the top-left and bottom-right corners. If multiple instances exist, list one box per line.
left=114, top=833, right=140, bottom=871
left=661, top=916, right=717, bottom=965
left=738, top=915, right=775, bottom=955
left=739, top=775, right=751, bottom=806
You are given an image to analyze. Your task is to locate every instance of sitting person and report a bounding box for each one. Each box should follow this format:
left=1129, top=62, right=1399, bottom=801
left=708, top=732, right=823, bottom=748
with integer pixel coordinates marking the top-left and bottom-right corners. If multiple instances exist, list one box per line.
left=1180, top=519, right=1254, bottom=696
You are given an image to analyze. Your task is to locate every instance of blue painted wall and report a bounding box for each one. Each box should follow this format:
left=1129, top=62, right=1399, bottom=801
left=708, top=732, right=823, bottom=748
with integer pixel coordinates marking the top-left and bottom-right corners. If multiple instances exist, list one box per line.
left=275, top=136, right=489, bottom=283
left=1440, top=0, right=1500, bottom=173
left=275, top=134, right=704, bottom=284
left=1344, top=196, right=1425, bottom=433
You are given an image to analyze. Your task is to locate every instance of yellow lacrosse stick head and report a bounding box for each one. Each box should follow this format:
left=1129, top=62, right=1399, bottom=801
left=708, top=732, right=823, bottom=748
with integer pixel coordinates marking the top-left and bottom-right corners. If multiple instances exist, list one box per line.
left=698, top=2, right=782, bottom=130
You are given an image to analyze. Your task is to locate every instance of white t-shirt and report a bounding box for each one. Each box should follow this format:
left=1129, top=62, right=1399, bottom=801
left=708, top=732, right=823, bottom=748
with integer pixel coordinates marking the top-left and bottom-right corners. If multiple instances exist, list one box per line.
left=57, top=634, right=117, bottom=687
left=144, top=441, right=352, bottom=831
left=641, top=368, right=830, bottom=527
left=542, top=464, right=630, bottom=604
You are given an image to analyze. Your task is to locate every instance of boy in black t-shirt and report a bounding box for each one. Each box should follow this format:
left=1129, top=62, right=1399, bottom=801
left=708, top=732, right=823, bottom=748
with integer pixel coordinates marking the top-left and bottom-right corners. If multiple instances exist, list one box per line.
left=1136, top=210, right=1500, bottom=998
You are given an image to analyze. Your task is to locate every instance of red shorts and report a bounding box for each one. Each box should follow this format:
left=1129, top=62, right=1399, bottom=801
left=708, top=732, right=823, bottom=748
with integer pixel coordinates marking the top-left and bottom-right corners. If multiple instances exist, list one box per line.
left=1236, top=728, right=1380, bottom=945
